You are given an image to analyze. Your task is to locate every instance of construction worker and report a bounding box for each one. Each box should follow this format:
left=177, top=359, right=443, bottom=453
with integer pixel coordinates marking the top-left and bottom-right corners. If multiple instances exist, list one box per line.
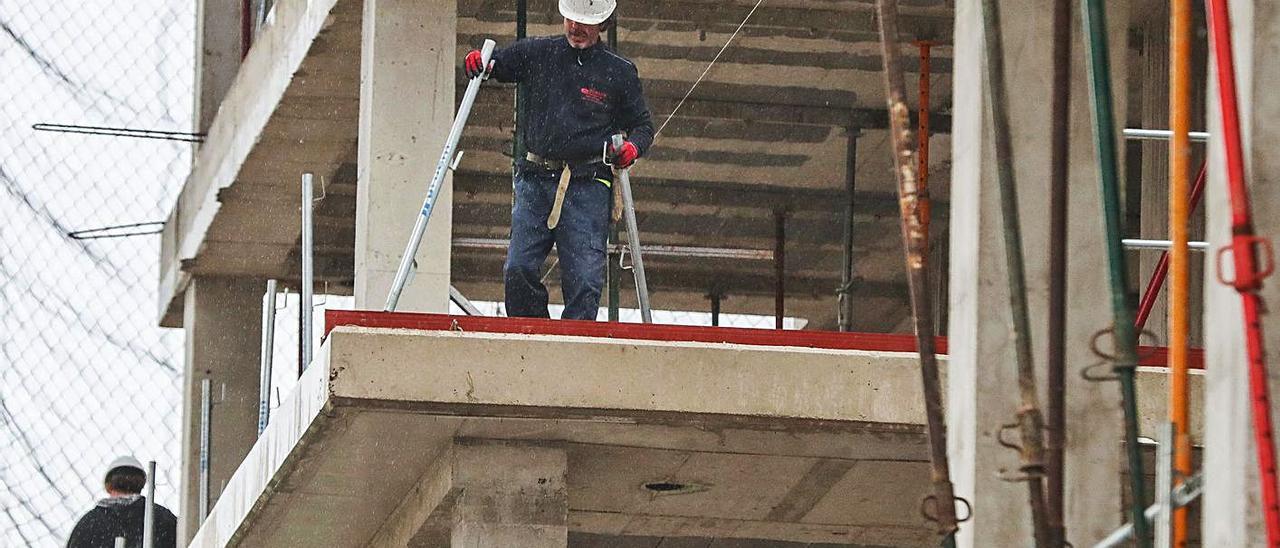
left=464, top=0, right=654, bottom=320
left=66, top=456, right=177, bottom=548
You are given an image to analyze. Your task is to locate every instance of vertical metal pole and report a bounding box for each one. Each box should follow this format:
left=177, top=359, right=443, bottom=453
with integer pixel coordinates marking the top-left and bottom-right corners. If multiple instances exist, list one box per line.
left=198, top=378, right=211, bottom=521
left=1155, top=422, right=1175, bottom=547
left=257, top=280, right=277, bottom=436
left=709, top=288, right=722, bottom=327
left=114, top=537, right=126, bottom=548
left=917, top=41, right=933, bottom=247
left=301, top=174, right=314, bottom=375
left=608, top=228, right=621, bottom=322
left=1168, top=0, right=1193, bottom=543
left=1045, top=0, right=1072, bottom=545
left=875, top=1, right=959, bottom=543
left=1080, top=1, right=1151, bottom=543
left=142, top=460, right=156, bottom=548
left=839, top=127, right=860, bottom=332
left=774, top=210, right=786, bottom=330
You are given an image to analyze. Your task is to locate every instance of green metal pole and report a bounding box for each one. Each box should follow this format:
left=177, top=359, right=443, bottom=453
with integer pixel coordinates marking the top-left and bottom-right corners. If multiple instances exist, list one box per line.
left=1079, top=1, right=1150, bottom=546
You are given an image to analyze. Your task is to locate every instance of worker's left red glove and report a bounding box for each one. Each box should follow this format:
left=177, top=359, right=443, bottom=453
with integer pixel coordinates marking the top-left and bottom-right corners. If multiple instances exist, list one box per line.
left=608, top=140, right=639, bottom=169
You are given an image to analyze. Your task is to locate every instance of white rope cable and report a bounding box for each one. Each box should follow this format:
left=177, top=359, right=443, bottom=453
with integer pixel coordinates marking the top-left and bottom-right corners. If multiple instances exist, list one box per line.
left=652, top=0, right=767, bottom=141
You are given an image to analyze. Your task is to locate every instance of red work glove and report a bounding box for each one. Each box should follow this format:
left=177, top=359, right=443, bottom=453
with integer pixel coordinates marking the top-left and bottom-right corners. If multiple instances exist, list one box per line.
left=608, top=140, right=639, bottom=169
left=464, top=50, right=492, bottom=79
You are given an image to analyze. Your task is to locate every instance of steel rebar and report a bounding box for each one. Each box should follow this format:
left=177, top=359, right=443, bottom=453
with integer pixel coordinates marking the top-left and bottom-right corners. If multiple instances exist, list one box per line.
left=875, top=0, right=959, bottom=543
left=198, top=378, right=211, bottom=521
left=839, top=127, right=860, bottom=332
left=1080, top=0, right=1151, bottom=544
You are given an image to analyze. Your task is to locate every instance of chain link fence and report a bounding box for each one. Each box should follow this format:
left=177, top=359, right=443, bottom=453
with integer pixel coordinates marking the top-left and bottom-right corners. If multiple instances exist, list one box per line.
left=0, top=0, right=194, bottom=545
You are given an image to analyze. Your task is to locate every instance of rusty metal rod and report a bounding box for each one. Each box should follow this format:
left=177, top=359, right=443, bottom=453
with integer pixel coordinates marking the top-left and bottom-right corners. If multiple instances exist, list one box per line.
left=775, top=209, right=786, bottom=329
left=875, top=1, right=959, bottom=543
left=1045, top=0, right=1072, bottom=545
left=981, top=1, right=1051, bottom=544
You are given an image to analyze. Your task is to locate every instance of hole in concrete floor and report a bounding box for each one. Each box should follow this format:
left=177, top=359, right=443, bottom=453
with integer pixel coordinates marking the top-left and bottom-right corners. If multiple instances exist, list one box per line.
left=643, top=481, right=689, bottom=493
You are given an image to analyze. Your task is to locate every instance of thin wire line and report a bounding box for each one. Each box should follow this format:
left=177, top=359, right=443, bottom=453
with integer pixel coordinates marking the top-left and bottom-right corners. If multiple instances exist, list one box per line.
left=652, top=0, right=766, bottom=142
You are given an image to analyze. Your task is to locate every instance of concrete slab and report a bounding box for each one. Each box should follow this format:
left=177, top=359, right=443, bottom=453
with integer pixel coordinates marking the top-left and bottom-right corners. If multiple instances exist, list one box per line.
left=186, top=314, right=1206, bottom=547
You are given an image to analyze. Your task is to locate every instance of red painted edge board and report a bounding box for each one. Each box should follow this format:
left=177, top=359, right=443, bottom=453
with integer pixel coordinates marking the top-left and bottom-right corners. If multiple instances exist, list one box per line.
left=324, top=310, right=1204, bottom=369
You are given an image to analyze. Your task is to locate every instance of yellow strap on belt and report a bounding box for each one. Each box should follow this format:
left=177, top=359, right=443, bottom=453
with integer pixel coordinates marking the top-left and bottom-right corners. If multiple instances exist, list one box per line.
left=546, top=165, right=572, bottom=229
left=595, top=177, right=612, bottom=188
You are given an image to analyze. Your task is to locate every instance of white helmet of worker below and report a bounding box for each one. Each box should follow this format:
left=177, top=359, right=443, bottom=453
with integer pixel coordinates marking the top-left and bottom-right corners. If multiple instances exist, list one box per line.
left=560, top=0, right=615, bottom=25
left=104, top=455, right=146, bottom=481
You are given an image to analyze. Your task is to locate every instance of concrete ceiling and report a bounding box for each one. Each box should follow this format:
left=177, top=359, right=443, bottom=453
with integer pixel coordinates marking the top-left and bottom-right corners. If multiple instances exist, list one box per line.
left=172, top=0, right=956, bottom=331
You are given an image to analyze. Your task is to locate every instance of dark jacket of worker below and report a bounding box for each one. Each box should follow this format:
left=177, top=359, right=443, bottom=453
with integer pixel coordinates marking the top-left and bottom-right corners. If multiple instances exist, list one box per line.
left=490, top=35, right=655, bottom=165
left=66, top=495, right=177, bottom=548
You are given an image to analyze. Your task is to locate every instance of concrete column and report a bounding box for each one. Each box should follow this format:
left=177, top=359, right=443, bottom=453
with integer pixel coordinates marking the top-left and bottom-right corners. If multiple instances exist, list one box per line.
left=194, top=0, right=244, bottom=135
left=354, top=0, right=455, bottom=312
left=178, top=277, right=264, bottom=543
left=948, top=1, right=1128, bottom=545
left=365, top=440, right=568, bottom=547
left=1201, top=1, right=1280, bottom=544
left=452, top=441, right=568, bottom=547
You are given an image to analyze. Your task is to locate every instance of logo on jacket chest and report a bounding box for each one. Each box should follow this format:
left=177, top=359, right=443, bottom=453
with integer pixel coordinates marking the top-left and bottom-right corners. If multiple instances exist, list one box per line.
left=580, top=87, right=608, bottom=105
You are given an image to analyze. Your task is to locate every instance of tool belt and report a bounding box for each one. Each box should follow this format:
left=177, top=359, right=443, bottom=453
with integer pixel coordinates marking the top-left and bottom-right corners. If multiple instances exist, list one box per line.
left=524, top=151, right=601, bottom=172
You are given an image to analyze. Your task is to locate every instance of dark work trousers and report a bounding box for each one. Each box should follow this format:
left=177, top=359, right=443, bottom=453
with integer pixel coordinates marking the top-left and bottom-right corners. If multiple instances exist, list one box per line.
left=504, top=162, right=611, bottom=320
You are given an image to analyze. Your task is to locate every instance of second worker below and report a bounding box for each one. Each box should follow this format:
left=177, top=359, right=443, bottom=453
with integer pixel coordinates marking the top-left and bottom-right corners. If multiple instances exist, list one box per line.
left=464, top=0, right=654, bottom=321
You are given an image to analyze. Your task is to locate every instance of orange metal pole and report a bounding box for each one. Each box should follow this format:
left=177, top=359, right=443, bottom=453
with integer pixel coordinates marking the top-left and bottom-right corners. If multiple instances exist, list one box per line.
left=917, top=41, right=932, bottom=242
left=1169, top=0, right=1192, bottom=544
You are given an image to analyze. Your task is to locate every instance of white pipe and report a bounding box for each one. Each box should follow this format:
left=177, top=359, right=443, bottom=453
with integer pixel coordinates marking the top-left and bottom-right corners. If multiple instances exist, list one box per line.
left=386, top=39, right=496, bottom=311
left=198, top=378, right=211, bottom=521
left=612, top=134, right=652, bottom=323
left=1123, top=238, right=1208, bottom=251
left=257, top=280, right=278, bottom=436
left=142, top=460, right=156, bottom=548
left=1123, top=128, right=1209, bottom=142
left=1154, top=423, right=1174, bottom=547
left=301, top=174, right=314, bottom=373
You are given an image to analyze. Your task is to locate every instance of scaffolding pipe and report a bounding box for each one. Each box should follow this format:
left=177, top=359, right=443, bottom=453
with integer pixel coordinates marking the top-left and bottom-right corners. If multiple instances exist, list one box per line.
left=385, top=40, right=496, bottom=311
left=839, top=127, right=860, bottom=332
left=198, top=378, right=211, bottom=521
left=917, top=41, right=933, bottom=246
left=612, top=134, right=652, bottom=323
left=1168, top=3, right=1193, bottom=540
left=142, top=460, right=156, bottom=548
left=875, top=1, right=959, bottom=543
left=981, top=1, right=1050, bottom=544
left=1206, top=0, right=1280, bottom=541
left=1124, top=239, right=1208, bottom=251
left=1135, top=163, right=1208, bottom=332
left=1154, top=423, right=1175, bottom=546
left=1123, top=128, right=1209, bottom=142
left=1081, top=1, right=1151, bottom=544
left=301, top=173, right=314, bottom=375
left=449, top=286, right=484, bottom=316
left=1095, top=473, right=1204, bottom=548
left=257, top=279, right=278, bottom=436
left=1045, top=0, right=1072, bottom=544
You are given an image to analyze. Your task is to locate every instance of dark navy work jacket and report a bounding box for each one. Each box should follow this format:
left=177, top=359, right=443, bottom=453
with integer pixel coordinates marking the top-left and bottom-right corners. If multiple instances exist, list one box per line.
left=490, top=36, right=655, bottom=163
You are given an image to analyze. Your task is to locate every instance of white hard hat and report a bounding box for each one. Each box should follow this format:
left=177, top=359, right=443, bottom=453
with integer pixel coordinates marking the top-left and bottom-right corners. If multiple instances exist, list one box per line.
left=559, top=0, right=616, bottom=25
left=105, top=455, right=146, bottom=481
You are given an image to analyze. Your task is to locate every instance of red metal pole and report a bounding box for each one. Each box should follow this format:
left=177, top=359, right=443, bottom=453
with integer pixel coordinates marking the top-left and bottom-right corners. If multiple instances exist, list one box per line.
left=1134, top=162, right=1207, bottom=332
left=1205, top=0, right=1280, bottom=543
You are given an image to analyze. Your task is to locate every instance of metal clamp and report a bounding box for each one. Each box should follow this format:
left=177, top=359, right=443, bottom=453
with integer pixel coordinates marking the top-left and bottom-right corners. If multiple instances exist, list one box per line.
left=1216, top=235, right=1276, bottom=289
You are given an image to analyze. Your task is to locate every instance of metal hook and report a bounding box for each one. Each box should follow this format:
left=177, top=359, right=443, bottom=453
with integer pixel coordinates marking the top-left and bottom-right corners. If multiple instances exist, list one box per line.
left=1081, top=359, right=1120, bottom=382
left=618, top=245, right=634, bottom=271
left=996, top=422, right=1022, bottom=451
left=449, top=150, right=466, bottom=172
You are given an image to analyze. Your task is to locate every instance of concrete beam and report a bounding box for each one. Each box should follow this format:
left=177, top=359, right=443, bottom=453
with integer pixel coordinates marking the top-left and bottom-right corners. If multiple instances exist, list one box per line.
left=1201, top=1, right=1280, bottom=544
left=353, top=0, right=456, bottom=312
left=160, top=0, right=345, bottom=327
left=194, top=0, right=244, bottom=135
left=948, top=0, right=1129, bottom=545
